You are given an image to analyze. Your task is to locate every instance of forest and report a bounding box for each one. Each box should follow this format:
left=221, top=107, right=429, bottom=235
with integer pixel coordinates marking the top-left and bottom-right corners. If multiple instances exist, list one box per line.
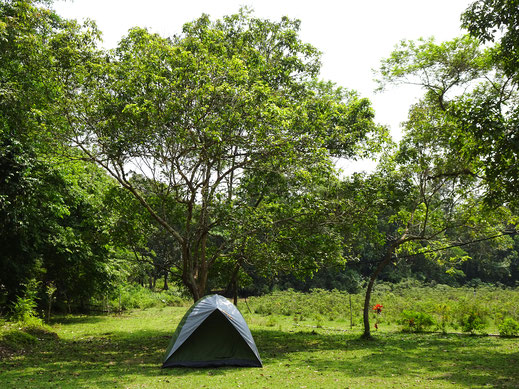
left=1, top=0, right=518, bottom=338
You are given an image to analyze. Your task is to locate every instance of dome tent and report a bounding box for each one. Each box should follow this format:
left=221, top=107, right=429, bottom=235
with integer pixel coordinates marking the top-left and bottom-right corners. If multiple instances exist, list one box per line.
left=162, top=294, right=262, bottom=368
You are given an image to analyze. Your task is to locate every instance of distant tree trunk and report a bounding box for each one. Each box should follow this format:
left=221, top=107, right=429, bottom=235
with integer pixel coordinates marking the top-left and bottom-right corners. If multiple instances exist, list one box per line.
left=163, top=271, right=169, bottom=291
left=233, top=278, right=238, bottom=306
left=225, top=255, right=245, bottom=306
left=47, top=299, right=52, bottom=322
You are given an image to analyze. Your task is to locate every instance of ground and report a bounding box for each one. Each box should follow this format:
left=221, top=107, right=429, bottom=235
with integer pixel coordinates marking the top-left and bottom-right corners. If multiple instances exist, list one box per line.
left=1, top=306, right=518, bottom=388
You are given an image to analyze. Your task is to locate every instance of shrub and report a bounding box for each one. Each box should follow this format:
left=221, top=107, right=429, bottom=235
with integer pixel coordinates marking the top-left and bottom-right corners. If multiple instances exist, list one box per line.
left=105, top=285, right=186, bottom=310
left=10, top=280, right=42, bottom=325
left=459, top=311, right=487, bottom=334
left=456, top=298, right=488, bottom=334
left=434, top=303, right=454, bottom=333
left=498, top=318, right=519, bottom=337
left=399, top=310, right=435, bottom=332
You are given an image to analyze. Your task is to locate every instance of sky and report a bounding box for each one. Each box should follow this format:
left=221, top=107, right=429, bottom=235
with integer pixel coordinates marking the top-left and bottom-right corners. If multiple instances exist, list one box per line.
left=53, top=0, right=473, bottom=172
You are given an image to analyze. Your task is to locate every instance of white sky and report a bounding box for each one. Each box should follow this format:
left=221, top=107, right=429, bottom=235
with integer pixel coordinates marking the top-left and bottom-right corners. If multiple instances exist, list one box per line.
left=53, top=0, right=473, bottom=173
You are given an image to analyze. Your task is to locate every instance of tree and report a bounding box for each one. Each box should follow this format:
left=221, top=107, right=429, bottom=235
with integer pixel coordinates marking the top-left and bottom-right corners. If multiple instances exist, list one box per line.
left=0, top=0, right=123, bottom=312
left=377, top=34, right=519, bottom=208
left=354, top=35, right=519, bottom=337
left=461, top=1, right=519, bottom=208
left=105, top=176, right=184, bottom=290
left=462, top=0, right=519, bottom=80
left=57, top=11, right=385, bottom=301
left=350, top=141, right=513, bottom=339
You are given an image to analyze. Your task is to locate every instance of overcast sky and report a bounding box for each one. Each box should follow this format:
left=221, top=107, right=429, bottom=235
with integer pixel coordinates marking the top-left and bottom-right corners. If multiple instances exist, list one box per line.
left=53, top=0, right=473, bottom=172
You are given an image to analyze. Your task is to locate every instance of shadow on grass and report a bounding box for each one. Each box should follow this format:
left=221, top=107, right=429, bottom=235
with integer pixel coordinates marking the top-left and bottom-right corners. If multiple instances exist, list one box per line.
left=49, top=315, right=107, bottom=325
left=253, top=329, right=519, bottom=387
left=1, top=327, right=517, bottom=388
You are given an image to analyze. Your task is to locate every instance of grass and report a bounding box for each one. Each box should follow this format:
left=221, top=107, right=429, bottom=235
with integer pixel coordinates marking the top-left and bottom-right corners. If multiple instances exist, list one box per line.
left=1, top=303, right=518, bottom=388
left=245, top=284, right=519, bottom=334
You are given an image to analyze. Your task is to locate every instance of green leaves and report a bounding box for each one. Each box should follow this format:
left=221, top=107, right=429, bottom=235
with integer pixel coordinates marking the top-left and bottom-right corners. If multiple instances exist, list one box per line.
left=376, top=36, right=485, bottom=95
left=50, top=9, right=386, bottom=299
left=462, top=0, right=519, bottom=81
left=377, top=28, right=519, bottom=210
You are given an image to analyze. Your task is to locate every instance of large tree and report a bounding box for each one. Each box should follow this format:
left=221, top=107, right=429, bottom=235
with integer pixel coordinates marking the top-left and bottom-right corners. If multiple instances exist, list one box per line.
left=348, top=127, right=514, bottom=338
left=377, top=34, right=518, bottom=208
left=353, top=35, right=518, bottom=338
left=0, top=0, right=123, bottom=311
left=57, top=11, right=385, bottom=301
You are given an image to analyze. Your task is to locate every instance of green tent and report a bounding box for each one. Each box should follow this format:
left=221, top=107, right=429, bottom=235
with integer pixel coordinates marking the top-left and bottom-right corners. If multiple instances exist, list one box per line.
left=162, top=294, right=262, bottom=368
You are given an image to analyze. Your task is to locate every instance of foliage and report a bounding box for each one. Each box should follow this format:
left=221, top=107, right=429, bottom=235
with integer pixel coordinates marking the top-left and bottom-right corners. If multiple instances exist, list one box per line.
left=1, top=1, right=519, bottom=331
left=462, top=0, right=519, bottom=80
left=247, top=283, right=519, bottom=333
left=104, top=178, right=184, bottom=291
left=103, top=285, right=186, bottom=311
left=54, top=9, right=386, bottom=301
left=0, top=0, right=126, bottom=311
left=364, top=27, right=518, bottom=338
left=458, top=302, right=488, bottom=334
left=9, top=280, right=41, bottom=324
left=249, top=288, right=373, bottom=325
left=399, top=310, right=435, bottom=332
left=376, top=32, right=519, bottom=209
left=434, top=303, right=455, bottom=333
left=459, top=311, right=487, bottom=334
left=498, top=317, right=519, bottom=337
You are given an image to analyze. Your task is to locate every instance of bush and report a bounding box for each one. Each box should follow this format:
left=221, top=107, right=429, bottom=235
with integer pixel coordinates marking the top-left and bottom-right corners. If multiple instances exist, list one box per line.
left=434, top=303, right=454, bottom=333
left=247, top=286, right=519, bottom=334
left=107, top=284, right=186, bottom=310
left=459, top=311, right=487, bottom=334
left=498, top=318, right=519, bottom=337
left=10, top=280, right=43, bottom=325
left=248, top=289, right=362, bottom=322
left=455, top=298, right=489, bottom=334
left=399, top=310, right=435, bottom=332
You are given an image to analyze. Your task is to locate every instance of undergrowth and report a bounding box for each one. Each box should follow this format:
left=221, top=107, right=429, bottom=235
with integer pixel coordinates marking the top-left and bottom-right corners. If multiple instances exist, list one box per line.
left=246, top=283, right=519, bottom=335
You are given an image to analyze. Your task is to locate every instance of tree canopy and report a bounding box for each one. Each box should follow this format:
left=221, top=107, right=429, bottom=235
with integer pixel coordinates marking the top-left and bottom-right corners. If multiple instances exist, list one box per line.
left=1, top=0, right=518, bottom=320
left=54, top=10, right=386, bottom=300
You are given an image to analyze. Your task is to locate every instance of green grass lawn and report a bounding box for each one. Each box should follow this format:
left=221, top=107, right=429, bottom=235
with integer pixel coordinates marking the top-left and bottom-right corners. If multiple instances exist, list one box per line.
left=1, top=305, right=518, bottom=388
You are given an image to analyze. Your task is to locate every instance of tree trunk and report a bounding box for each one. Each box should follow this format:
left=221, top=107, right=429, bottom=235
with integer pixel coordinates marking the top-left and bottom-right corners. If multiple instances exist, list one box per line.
left=181, top=243, right=200, bottom=302
left=182, top=259, right=208, bottom=303
left=362, top=245, right=397, bottom=338
left=47, top=299, right=52, bottom=323
left=233, top=278, right=238, bottom=306
left=163, top=271, right=169, bottom=291
left=225, top=256, right=244, bottom=306
left=183, top=272, right=201, bottom=303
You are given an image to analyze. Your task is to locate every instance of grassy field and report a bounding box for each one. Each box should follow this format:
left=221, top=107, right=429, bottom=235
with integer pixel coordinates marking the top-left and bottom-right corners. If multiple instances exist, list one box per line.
left=1, top=294, right=518, bottom=388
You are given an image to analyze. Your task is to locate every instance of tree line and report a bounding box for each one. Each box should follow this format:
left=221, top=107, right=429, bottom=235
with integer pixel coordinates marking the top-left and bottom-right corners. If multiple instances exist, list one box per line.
left=1, top=0, right=517, bottom=337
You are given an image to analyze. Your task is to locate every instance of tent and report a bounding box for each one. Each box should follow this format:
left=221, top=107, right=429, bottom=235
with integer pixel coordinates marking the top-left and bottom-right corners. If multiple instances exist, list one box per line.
left=162, top=294, right=262, bottom=368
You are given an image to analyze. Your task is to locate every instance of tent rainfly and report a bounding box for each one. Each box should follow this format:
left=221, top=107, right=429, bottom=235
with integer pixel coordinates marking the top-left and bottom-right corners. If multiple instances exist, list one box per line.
left=162, top=294, right=262, bottom=368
